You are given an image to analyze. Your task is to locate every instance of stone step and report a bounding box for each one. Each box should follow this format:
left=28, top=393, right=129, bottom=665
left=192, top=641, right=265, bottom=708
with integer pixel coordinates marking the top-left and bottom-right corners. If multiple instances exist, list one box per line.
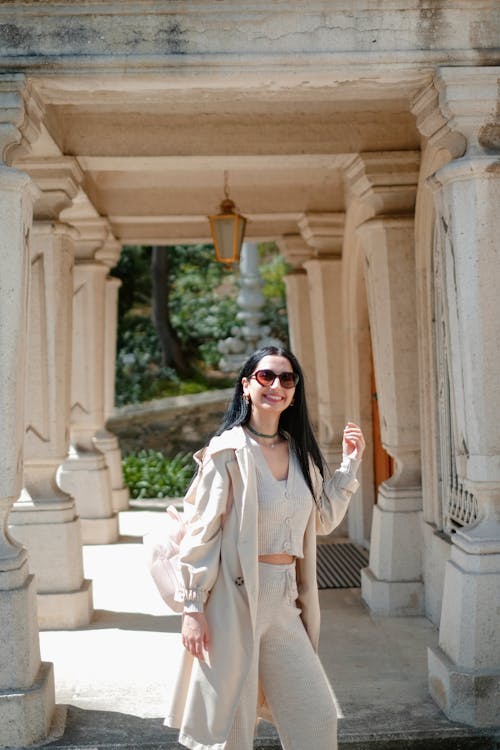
left=40, top=707, right=499, bottom=750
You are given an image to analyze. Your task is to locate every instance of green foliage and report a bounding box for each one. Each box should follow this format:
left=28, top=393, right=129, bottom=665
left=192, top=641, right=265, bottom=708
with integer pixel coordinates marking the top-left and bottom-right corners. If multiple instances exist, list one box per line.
left=168, top=244, right=241, bottom=367
left=115, top=314, right=206, bottom=406
left=112, top=242, right=291, bottom=405
left=111, top=245, right=151, bottom=319
left=259, top=251, right=290, bottom=345
left=122, top=449, right=195, bottom=499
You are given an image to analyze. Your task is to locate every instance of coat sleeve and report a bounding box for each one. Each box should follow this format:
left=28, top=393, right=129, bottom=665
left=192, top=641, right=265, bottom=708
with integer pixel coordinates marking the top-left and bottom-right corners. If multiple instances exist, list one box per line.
left=315, top=456, right=361, bottom=536
left=178, top=452, right=231, bottom=613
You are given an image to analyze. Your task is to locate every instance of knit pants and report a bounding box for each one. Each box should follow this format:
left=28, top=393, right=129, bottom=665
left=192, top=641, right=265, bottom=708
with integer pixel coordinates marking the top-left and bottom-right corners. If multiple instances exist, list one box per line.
left=225, top=562, right=337, bottom=750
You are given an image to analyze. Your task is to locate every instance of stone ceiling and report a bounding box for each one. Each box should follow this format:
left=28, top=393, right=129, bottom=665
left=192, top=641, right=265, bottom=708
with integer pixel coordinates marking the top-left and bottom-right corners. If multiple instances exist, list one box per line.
left=2, top=1, right=498, bottom=245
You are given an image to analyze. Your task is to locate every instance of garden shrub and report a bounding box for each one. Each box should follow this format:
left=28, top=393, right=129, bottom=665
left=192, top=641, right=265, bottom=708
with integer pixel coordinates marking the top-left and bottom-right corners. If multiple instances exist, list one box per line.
left=122, top=449, right=195, bottom=499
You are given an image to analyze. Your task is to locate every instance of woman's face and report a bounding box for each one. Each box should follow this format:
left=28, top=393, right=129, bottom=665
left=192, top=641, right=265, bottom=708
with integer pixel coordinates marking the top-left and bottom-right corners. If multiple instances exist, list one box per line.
left=242, top=354, right=296, bottom=417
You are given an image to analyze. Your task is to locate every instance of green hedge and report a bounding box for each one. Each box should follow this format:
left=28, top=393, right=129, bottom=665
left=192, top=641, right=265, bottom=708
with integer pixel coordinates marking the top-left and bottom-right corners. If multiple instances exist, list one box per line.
left=122, top=449, right=195, bottom=499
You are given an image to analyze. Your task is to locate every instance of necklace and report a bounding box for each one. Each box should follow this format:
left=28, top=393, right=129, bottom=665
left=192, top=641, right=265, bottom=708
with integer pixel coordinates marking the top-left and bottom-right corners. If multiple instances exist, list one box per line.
left=245, top=423, right=282, bottom=449
left=246, top=423, right=279, bottom=439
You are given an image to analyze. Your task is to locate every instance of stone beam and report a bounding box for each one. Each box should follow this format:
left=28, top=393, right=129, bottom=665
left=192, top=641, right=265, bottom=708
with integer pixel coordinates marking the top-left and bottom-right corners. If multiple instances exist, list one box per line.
left=0, top=3, right=498, bottom=73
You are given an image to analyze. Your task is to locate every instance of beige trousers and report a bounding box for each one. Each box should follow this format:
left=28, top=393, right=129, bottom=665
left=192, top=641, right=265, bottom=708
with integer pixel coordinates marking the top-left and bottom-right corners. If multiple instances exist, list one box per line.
left=225, top=562, right=338, bottom=750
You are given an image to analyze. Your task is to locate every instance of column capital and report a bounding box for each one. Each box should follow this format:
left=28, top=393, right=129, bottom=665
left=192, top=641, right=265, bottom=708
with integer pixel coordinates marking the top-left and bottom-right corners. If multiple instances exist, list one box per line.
left=95, top=234, right=122, bottom=270
left=14, top=157, right=83, bottom=220
left=298, top=212, right=344, bottom=257
left=277, top=234, right=312, bottom=270
left=411, top=80, right=466, bottom=158
left=434, top=66, right=500, bottom=156
left=60, top=189, right=112, bottom=260
left=345, top=151, right=419, bottom=217
left=0, top=75, right=44, bottom=164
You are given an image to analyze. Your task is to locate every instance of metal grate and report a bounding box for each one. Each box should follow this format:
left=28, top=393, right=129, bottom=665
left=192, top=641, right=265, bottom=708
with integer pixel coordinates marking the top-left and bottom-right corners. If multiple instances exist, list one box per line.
left=316, top=543, right=369, bottom=589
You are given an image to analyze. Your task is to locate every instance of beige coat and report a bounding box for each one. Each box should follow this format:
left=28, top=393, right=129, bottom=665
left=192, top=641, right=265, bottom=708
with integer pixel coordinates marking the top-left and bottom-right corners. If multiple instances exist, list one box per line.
left=164, top=426, right=359, bottom=750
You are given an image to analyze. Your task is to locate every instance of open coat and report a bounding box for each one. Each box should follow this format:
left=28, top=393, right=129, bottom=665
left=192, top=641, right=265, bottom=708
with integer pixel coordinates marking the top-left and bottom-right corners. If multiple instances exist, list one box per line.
left=164, top=426, right=359, bottom=750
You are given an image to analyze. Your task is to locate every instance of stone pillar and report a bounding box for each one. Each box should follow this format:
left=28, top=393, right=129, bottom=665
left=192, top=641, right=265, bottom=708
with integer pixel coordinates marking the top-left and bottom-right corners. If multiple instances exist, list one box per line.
left=58, top=257, right=119, bottom=543
left=278, top=234, right=318, bottom=429
left=345, top=151, right=423, bottom=614
left=299, top=213, right=345, bottom=470
left=410, top=81, right=467, bottom=625
left=0, top=75, right=55, bottom=747
left=358, top=217, right=423, bottom=615
left=94, top=238, right=129, bottom=513
left=10, top=220, right=93, bottom=629
left=421, top=67, right=500, bottom=727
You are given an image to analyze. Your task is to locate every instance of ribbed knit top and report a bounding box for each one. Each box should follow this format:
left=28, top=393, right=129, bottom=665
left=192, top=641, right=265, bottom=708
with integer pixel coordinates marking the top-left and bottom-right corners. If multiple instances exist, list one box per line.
left=246, top=433, right=313, bottom=558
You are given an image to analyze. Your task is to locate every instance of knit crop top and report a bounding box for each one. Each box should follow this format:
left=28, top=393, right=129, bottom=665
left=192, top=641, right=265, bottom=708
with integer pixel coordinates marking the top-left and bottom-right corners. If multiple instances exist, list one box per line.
left=247, top=433, right=313, bottom=558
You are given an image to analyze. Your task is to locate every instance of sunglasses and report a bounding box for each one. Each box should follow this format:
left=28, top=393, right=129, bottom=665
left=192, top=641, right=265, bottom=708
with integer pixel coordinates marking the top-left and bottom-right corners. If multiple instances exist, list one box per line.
left=250, top=369, right=299, bottom=389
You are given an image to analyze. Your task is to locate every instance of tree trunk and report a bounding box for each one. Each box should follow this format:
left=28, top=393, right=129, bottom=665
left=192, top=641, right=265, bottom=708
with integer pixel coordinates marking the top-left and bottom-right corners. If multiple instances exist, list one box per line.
left=151, top=246, right=189, bottom=374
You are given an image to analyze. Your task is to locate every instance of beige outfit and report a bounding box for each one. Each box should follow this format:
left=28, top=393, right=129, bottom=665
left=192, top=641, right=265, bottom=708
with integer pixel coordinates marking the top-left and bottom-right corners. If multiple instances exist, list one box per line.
left=164, top=425, right=359, bottom=750
left=225, top=561, right=338, bottom=750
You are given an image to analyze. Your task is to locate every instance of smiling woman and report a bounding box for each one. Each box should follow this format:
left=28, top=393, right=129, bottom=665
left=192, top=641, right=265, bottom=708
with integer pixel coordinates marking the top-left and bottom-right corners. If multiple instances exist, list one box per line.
left=164, top=345, right=365, bottom=750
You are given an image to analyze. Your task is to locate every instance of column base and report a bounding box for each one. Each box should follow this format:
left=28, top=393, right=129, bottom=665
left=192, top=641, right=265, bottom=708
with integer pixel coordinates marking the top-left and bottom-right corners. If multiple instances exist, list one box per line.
left=429, top=645, right=500, bottom=728
left=37, top=578, right=93, bottom=630
left=94, top=429, right=130, bottom=512
left=112, top=485, right=130, bottom=513
left=58, top=450, right=118, bottom=544
left=0, top=661, right=55, bottom=749
left=361, top=566, right=424, bottom=615
left=80, top=515, right=119, bottom=545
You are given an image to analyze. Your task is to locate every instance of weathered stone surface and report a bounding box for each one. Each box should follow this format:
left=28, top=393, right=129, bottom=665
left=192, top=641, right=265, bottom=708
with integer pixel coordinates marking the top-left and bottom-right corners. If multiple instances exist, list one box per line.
left=106, top=389, right=233, bottom=456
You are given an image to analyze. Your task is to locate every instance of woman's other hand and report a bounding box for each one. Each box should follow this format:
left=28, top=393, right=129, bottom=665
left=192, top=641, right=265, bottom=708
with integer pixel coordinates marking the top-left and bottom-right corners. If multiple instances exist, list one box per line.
left=342, top=422, right=366, bottom=460
left=182, top=612, right=210, bottom=661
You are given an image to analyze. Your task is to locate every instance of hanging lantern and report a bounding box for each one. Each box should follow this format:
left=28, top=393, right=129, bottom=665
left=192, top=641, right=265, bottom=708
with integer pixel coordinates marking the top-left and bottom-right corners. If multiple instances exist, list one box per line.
left=208, top=172, right=247, bottom=265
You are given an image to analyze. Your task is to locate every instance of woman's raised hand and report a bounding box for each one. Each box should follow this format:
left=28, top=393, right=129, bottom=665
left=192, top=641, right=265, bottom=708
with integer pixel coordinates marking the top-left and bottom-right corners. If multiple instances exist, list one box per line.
left=182, top=612, right=210, bottom=661
left=342, top=422, right=366, bottom=460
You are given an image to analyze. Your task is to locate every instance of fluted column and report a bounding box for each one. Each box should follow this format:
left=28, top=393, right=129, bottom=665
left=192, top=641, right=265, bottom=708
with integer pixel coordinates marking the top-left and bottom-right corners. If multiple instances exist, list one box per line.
left=0, top=75, right=55, bottom=748
left=58, top=194, right=119, bottom=543
left=346, top=151, right=423, bottom=614
left=278, top=234, right=318, bottom=429
left=298, top=214, right=346, bottom=476
left=417, top=67, right=500, bottom=727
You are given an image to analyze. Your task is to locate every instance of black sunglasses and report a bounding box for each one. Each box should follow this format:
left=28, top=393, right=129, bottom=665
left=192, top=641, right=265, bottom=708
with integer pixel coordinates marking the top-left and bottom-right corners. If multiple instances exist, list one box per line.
left=250, top=369, right=299, bottom=389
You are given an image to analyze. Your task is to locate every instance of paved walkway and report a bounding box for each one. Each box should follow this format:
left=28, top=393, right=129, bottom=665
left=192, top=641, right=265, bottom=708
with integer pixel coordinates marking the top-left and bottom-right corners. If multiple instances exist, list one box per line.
left=37, top=511, right=498, bottom=749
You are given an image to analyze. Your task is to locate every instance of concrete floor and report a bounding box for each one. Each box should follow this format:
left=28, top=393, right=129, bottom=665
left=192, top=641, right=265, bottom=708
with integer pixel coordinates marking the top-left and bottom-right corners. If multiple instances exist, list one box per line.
left=37, top=511, right=498, bottom=749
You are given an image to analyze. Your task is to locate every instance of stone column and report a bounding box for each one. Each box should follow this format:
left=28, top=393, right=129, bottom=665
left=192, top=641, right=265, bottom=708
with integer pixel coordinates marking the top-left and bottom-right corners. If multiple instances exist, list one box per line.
left=358, top=217, right=423, bottom=615
left=94, top=238, right=129, bottom=513
left=278, top=234, right=318, bottom=429
left=345, top=152, right=423, bottom=614
left=422, top=67, right=500, bottom=727
left=299, top=213, right=345, bottom=470
left=9, top=159, right=93, bottom=629
left=410, top=81, right=467, bottom=625
left=0, top=75, right=55, bottom=747
left=58, top=194, right=119, bottom=543
left=58, top=259, right=119, bottom=543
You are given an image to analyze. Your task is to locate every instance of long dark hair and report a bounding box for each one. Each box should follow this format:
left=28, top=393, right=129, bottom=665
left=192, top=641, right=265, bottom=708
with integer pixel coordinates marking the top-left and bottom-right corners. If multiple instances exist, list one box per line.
left=215, top=346, right=326, bottom=499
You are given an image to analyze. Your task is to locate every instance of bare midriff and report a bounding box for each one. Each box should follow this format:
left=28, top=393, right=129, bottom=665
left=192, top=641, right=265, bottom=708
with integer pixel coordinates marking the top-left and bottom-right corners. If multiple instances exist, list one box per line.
left=258, top=553, right=295, bottom=564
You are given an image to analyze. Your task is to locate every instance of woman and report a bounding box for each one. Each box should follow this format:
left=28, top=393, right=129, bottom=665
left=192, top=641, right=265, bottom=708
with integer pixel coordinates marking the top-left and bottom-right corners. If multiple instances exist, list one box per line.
left=165, top=346, right=365, bottom=750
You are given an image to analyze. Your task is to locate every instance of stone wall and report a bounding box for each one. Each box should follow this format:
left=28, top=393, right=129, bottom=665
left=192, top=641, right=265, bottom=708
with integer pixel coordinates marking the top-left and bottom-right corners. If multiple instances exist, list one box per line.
left=106, top=388, right=233, bottom=456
